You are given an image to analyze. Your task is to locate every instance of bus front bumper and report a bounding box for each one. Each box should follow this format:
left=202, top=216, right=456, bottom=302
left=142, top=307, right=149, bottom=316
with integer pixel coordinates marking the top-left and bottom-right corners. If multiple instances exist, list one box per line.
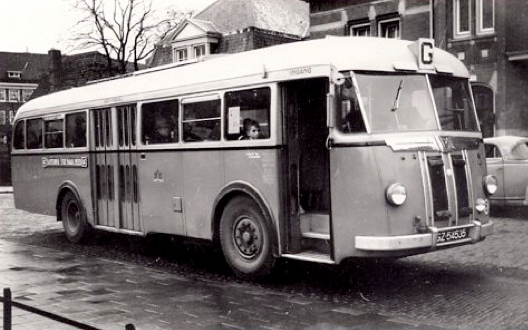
left=355, top=220, right=493, bottom=251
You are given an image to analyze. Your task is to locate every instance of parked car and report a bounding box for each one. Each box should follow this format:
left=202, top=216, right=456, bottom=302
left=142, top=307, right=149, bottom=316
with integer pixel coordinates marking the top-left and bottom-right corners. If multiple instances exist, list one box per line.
left=484, top=136, right=528, bottom=207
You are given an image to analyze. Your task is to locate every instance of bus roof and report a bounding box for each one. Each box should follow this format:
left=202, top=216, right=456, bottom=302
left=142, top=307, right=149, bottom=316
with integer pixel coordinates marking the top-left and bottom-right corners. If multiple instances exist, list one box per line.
left=16, top=37, right=469, bottom=119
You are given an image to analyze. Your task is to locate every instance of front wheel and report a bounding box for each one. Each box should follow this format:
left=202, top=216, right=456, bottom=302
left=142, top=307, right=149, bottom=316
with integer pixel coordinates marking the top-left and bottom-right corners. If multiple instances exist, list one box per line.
left=220, top=196, right=275, bottom=279
left=61, top=191, right=91, bottom=243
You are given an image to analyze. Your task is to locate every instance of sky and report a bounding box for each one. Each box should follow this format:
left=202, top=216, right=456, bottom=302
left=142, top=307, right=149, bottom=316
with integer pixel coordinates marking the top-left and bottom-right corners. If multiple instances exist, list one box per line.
left=0, top=0, right=215, bottom=54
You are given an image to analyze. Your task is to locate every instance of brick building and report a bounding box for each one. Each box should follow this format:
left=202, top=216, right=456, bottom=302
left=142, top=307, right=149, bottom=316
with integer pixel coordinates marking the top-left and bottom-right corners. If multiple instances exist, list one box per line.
left=304, top=0, right=528, bottom=138
left=148, top=0, right=309, bottom=67
left=0, top=49, right=138, bottom=185
left=0, top=52, right=49, bottom=185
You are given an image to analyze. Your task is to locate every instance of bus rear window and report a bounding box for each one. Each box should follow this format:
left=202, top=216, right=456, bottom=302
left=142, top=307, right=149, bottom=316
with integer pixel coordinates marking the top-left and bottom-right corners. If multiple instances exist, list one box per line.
left=27, top=118, right=43, bottom=149
left=66, top=113, right=87, bottom=148
left=224, top=88, right=270, bottom=140
left=44, top=119, right=64, bottom=148
left=13, top=120, right=25, bottom=150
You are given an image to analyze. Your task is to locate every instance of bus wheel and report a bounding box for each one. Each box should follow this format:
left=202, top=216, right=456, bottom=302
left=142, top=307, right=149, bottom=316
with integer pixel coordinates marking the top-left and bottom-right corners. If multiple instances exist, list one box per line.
left=220, top=196, right=275, bottom=279
left=61, top=192, right=90, bottom=243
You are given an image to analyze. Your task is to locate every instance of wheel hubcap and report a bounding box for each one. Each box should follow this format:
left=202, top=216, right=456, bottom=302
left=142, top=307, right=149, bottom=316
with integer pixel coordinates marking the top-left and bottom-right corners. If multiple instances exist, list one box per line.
left=233, top=217, right=261, bottom=259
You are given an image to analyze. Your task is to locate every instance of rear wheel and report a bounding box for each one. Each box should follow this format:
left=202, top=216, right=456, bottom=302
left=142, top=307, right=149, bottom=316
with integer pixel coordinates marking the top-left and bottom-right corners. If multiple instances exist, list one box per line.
left=61, top=191, right=91, bottom=243
left=220, top=196, right=275, bottom=279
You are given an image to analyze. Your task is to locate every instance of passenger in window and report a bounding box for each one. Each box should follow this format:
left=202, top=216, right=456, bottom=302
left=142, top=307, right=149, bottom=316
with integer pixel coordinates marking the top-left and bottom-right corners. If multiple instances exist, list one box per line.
left=239, top=118, right=260, bottom=140
left=150, top=117, right=174, bottom=144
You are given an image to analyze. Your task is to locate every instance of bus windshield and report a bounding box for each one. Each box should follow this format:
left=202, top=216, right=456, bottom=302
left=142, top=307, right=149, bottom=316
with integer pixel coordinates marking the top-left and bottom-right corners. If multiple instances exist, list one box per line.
left=429, top=75, right=478, bottom=131
left=337, top=72, right=479, bottom=134
left=354, top=73, right=438, bottom=133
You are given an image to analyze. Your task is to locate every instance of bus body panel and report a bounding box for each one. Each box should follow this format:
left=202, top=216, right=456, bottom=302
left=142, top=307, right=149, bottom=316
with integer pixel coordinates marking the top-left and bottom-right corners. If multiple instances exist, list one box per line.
left=223, top=148, right=281, bottom=231
left=330, top=147, right=387, bottom=261
left=182, top=150, right=224, bottom=239
left=139, top=151, right=185, bottom=235
left=12, top=153, right=92, bottom=219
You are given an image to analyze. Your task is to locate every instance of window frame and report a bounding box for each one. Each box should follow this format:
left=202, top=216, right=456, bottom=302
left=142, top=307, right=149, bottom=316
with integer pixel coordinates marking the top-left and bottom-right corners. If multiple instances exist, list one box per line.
left=181, top=94, right=222, bottom=143
left=453, top=0, right=472, bottom=39
left=174, top=48, right=188, bottom=62
left=476, top=0, right=494, bottom=35
left=43, top=116, right=65, bottom=149
left=378, top=17, right=401, bottom=39
left=65, top=111, right=88, bottom=148
left=140, top=98, right=180, bottom=145
left=224, top=87, right=272, bottom=141
left=8, top=71, right=21, bottom=79
left=349, top=22, right=371, bottom=37
left=0, top=89, right=7, bottom=102
left=194, top=44, right=206, bottom=59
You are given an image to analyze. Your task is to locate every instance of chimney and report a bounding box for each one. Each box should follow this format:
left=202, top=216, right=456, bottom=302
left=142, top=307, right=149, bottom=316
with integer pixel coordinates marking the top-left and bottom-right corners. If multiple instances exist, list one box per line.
left=48, top=49, right=62, bottom=92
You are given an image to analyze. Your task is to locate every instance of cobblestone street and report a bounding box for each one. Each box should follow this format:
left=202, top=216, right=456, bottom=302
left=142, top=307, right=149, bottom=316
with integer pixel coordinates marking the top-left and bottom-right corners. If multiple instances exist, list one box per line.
left=1, top=191, right=528, bottom=330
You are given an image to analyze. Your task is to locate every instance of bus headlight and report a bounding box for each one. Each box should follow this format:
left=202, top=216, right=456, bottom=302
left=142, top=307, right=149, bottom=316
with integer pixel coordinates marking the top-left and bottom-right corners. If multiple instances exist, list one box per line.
left=386, top=183, right=407, bottom=206
left=483, top=175, right=498, bottom=196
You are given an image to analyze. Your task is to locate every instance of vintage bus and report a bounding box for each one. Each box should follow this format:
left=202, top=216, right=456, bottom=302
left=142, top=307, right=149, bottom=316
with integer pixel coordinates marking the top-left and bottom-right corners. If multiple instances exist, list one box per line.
left=11, top=37, right=496, bottom=279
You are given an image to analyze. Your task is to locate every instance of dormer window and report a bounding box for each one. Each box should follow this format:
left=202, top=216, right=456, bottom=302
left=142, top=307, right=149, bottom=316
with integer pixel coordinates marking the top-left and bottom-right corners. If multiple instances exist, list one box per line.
left=8, top=71, right=21, bottom=79
left=174, top=48, right=188, bottom=62
left=194, top=45, right=206, bottom=59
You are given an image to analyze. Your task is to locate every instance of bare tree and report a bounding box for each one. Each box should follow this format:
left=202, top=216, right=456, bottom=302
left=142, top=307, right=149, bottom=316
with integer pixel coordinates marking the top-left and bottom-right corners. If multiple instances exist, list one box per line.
left=68, top=0, right=190, bottom=73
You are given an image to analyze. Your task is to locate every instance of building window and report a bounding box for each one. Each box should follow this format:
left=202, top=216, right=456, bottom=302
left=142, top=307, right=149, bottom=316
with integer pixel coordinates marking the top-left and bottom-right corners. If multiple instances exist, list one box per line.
left=22, top=89, right=34, bottom=102
left=8, top=71, right=21, bottom=79
left=0, top=111, right=7, bottom=125
left=174, top=48, right=188, bottom=62
left=0, top=89, right=6, bottom=102
left=9, top=90, right=20, bottom=102
left=476, top=0, right=494, bottom=35
left=378, top=18, right=400, bottom=39
left=350, top=22, right=371, bottom=37
left=194, top=45, right=206, bottom=59
left=454, top=0, right=471, bottom=38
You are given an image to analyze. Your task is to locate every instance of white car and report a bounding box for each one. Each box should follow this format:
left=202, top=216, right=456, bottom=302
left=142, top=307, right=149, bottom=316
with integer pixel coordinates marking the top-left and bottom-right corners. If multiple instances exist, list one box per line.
left=484, top=136, right=528, bottom=207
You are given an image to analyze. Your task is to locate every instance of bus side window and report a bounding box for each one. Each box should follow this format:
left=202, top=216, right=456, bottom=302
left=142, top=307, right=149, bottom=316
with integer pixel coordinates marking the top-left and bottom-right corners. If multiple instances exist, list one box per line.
left=142, top=100, right=179, bottom=145
left=13, top=120, right=25, bottom=150
left=27, top=118, right=43, bottom=149
left=224, top=87, right=271, bottom=141
left=183, top=99, right=221, bottom=142
left=66, top=113, right=87, bottom=148
left=44, top=119, right=64, bottom=149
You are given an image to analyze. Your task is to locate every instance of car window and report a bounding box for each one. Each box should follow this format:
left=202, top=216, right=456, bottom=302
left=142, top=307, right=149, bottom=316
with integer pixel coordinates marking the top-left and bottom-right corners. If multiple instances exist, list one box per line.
left=485, top=144, right=501, bottom=158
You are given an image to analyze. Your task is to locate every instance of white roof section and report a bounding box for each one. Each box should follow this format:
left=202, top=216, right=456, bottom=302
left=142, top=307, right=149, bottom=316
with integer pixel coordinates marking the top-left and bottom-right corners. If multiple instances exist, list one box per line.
left=484, top=136, right=528, bottom=160
left=16, top=37, right=469, bottom=120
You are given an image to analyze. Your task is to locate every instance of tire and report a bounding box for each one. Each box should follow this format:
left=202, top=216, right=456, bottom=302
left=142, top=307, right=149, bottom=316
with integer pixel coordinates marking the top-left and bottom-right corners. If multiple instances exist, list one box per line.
left=61, top=191, right=91, bottom=243
left=220, top=196, right=275, bottom=279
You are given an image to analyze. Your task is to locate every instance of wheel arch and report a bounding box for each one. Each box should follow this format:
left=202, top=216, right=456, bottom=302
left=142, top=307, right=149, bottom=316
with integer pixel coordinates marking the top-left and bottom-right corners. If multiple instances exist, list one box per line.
left=211, top=181, right=279, bottom=257
left=56, top=181, right=84, bottom=222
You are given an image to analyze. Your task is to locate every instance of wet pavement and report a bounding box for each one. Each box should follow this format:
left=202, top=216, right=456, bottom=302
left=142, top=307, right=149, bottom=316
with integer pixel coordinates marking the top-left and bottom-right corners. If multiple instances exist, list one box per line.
left=1, top=192, right=528, bottom=330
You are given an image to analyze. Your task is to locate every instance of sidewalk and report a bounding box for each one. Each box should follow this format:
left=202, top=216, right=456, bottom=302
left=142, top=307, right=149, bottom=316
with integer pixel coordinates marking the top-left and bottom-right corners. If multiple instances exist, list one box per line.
left=0, top=186, right=12, bottom=194
left=0, top=239, right=441, bottom=330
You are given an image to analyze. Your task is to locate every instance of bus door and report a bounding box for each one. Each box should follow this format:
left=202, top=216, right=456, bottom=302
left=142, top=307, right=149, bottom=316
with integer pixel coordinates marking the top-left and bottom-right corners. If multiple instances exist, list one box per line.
left=92, top=108, right=117, bottom=228
left=281, top=78, right=331, bottom=258
left=116, top=105, right=142, bottom=232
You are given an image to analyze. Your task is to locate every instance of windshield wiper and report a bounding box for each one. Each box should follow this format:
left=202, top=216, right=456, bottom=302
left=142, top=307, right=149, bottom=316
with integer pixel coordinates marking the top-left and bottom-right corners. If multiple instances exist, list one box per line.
left=391, top=79, right=404, bottom=112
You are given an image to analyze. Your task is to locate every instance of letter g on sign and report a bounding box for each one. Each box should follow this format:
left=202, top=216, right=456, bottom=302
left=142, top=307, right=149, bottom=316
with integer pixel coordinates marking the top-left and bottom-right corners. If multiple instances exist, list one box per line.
left=418, top=38, right=435, bottom=70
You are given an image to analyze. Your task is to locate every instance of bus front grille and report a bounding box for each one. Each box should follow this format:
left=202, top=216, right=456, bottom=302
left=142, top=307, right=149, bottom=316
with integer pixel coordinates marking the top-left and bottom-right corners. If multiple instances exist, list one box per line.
left=426, top=153, right=471, bottom=228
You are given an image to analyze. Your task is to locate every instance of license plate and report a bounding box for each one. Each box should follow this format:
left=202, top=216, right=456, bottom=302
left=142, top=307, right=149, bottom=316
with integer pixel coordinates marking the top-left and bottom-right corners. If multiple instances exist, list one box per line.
left=436, top=228, right=468, bottom=244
